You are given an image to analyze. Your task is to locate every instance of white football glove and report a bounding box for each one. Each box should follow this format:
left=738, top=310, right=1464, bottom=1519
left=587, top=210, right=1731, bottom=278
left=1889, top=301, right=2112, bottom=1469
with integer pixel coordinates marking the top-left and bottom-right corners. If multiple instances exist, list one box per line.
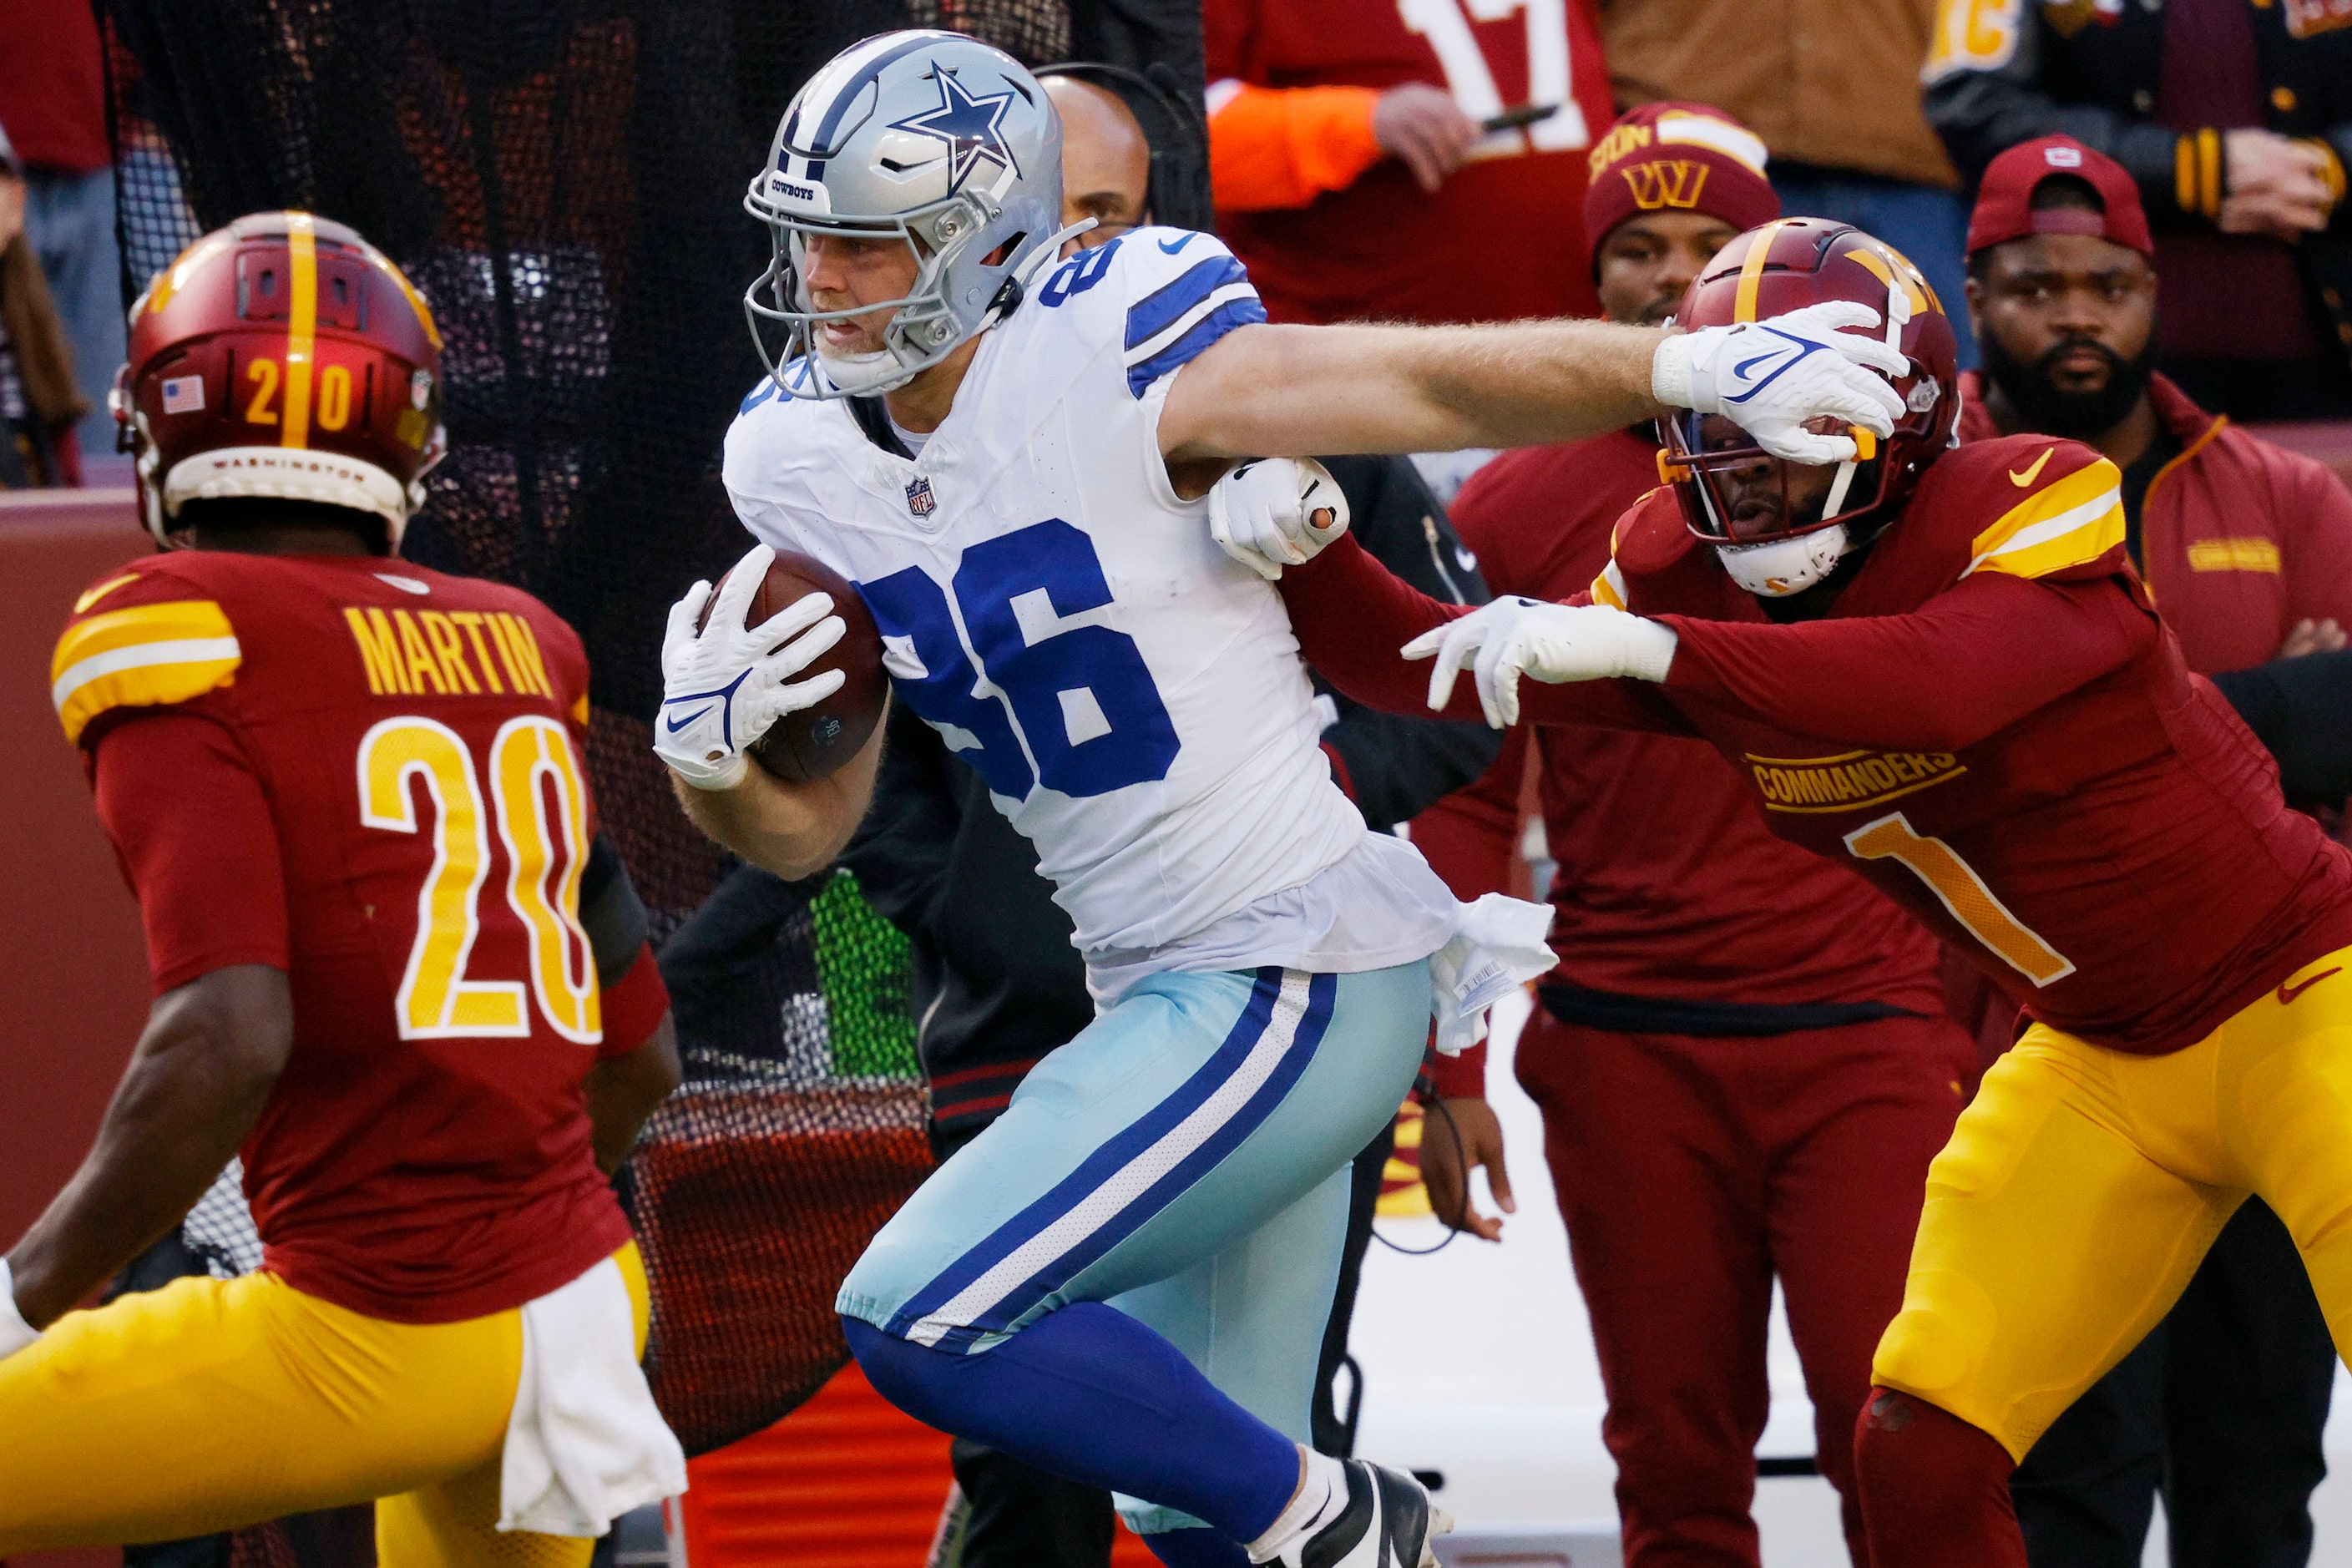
left=1651, top=300, right=1909, bottom=466
left=1402, top=598, right=1677, bottom=728
left=1208, top=457, right=1350, bottom=580
left=0, top=1259, right=40, bottom=1363
left=655, top=544, right=847, bottom=792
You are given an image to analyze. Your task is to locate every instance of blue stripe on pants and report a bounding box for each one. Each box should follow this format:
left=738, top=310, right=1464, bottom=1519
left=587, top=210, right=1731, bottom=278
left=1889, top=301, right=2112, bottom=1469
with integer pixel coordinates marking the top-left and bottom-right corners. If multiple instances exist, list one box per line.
left=885, top=969, right=1335, bottom=1350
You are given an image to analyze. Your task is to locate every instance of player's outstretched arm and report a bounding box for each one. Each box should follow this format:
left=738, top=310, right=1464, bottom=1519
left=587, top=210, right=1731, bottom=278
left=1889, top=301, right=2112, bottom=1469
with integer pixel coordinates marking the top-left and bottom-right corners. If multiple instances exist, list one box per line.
left=1279, top=534, right=1691, bottom=736
left=1165, top=318, right=1662, bottom=468
left=1160, top=301, right=1908, bottom=475
left=670, top=709, right=888, bottom=882
left=5, top=964, right=291, bottom=1331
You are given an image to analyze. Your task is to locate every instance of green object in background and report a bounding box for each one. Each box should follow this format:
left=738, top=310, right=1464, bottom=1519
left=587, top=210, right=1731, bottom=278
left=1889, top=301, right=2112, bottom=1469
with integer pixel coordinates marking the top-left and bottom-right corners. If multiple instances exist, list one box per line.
left=809, top=869, right=919, bottom=1079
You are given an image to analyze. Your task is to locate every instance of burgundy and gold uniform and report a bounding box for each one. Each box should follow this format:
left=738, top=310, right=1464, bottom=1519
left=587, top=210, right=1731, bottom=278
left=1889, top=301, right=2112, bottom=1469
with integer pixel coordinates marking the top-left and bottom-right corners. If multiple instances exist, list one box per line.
left=1296, top=435, right=2352, bottom=1050
left=1413, top=427, right=1977, bottom=1565
left=1282, top=432, right=2352, bottom=1538
left=0, top=211, right=679, bottom=1568
left=53, top=548, right=667, bottom=1323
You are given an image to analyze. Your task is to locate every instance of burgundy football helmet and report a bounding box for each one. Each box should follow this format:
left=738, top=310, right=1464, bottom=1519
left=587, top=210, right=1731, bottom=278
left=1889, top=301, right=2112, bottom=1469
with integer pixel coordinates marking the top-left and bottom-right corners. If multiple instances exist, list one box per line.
left=1659, top=218, right=1960, bottom=594
left=114, top=211, right=446, bottom=549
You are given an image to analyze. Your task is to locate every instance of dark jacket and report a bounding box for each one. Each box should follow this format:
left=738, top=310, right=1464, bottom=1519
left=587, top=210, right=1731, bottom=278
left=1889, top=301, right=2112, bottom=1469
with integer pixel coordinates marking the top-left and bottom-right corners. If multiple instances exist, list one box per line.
left=842, top=453, right=1497, bottom=1140
left=1924, top=0, right=2352, bottom=367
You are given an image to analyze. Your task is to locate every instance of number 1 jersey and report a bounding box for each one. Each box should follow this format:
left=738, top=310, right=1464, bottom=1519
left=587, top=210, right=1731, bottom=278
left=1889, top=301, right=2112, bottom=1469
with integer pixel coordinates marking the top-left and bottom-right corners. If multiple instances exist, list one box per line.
left=722, top=230, right=1458, bottom=988
left=53, top=550, right=664, bottom=1323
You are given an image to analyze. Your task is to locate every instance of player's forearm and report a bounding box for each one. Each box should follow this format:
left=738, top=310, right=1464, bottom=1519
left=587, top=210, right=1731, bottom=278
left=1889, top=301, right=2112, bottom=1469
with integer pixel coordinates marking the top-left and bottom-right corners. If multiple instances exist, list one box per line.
left=1280, top=534, right=1479, bottom=717
left=669, top=719, right=884, bottom=880
left=587, top=1016, right=682, bottom=1174
left=1660, top=574, right=2154, bottom=751
left=1170, top=321, right=1667, bottom=463
left=6, top=965, right=289, bottom=1328
left=1285, top=540, right=1691, bottom=735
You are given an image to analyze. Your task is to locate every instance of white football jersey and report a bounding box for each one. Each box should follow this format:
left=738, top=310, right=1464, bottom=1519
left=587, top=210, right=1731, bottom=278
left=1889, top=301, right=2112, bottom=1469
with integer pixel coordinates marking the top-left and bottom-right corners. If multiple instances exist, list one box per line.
left=725, top=229, right=1432, bottom=966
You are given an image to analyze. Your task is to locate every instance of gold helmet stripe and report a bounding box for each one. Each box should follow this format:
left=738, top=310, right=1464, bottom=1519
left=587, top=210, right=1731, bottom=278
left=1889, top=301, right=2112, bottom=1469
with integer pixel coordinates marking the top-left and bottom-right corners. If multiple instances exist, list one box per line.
left=1732, top=219, right=1793, bottom=323
left=281, top=212, right=318, bottom=449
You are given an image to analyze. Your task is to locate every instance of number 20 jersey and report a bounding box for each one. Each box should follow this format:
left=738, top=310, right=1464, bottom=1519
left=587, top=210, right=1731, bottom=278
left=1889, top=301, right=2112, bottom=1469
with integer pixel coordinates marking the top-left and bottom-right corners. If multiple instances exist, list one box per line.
left=53, top=550, right=650, bottom=1323
left=724, top=230, right=1414, bottom=969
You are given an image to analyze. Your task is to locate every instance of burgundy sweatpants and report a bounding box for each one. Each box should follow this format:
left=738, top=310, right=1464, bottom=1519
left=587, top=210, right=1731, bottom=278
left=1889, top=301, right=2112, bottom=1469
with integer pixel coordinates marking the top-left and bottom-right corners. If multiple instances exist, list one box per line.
left=1515, top=1009, right=1977, bottom=1568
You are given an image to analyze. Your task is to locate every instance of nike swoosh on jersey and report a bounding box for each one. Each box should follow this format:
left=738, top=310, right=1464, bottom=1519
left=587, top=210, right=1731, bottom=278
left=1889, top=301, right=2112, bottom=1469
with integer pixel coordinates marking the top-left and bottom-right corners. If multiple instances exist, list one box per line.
left=2009, top=448, right=2055, bottom=488
left=1157, top=233, right=1194, bottom=254
left=2278, top=966, right=2344, bottom=1006
left=665, top=703, right=718, bottom=733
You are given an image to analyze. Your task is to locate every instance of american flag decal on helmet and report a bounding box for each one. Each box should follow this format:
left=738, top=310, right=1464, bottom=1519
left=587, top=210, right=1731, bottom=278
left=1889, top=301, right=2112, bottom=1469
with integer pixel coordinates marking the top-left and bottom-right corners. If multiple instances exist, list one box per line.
left=906, top=474, right=936, bottom=516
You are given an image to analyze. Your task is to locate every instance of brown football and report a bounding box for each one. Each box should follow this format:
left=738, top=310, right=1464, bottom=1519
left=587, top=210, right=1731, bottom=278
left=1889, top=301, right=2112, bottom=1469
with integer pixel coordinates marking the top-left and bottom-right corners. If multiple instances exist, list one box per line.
left=700, top=549, right=886, bottom=783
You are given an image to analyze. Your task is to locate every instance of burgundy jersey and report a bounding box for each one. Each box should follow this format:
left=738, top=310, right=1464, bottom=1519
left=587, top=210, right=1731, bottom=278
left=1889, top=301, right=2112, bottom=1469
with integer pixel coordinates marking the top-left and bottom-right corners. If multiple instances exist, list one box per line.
left=1286, top=436, right=2352, bottom=1055
left=1425, top=428, right=1945, bottom=1014
left=54, top=550, right=652, bottom=1322
left=1206, top=0, right=1612, bottom=325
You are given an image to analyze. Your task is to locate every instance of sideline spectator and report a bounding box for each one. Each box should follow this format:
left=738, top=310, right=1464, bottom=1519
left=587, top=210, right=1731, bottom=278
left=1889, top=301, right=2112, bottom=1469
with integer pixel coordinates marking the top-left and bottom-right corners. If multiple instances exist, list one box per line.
left=1202, top=0, right=1616, bottom=325
left=1412, top=103, right=1978, bottom=1567
left=660, top=75, right=1497, bottom=1568
left=1926, top=0, right=2352, bottom=420
left=0, top=123, right=85, bottom=488
left=0, top=0, right=124, bottom=458
left=1599, top=0, right=1975, bottom=366
left=1958, top=134, right=2352, bottom=1568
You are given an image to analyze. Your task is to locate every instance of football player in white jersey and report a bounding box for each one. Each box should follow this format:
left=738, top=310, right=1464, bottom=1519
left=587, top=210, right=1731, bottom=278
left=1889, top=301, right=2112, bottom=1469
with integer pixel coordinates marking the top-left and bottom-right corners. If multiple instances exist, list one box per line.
left=653, top=29, right=1910, bottom=1568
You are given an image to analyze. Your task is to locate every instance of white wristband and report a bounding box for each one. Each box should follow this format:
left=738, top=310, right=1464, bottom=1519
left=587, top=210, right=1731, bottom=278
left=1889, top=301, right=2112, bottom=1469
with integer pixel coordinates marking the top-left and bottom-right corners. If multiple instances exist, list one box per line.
left=1620, top=617, right=1679, bottom=683
left=1650, top=331, right=1694, bottom=409
left=0, top=1259, right=42, bottom=1362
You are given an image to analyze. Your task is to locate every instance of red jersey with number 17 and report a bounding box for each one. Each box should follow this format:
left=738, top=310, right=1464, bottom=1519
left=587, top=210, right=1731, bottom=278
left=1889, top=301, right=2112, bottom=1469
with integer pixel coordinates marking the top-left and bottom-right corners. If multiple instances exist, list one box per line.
left=53, top=549, right=663, bottom=1323
left=1285, top=436, right=2352, bottom=1055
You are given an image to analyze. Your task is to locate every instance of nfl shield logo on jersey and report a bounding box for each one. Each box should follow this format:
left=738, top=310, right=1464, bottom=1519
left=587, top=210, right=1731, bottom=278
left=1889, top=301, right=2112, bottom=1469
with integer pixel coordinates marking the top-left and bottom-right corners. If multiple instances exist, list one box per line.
left=906, top=475, right=937, bottom=517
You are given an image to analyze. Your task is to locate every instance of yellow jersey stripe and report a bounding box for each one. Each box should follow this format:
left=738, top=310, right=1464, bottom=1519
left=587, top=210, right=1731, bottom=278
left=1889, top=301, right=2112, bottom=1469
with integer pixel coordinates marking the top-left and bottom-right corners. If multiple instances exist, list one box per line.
left=1965, top=490, right=2125, bottom=579
left=1591, top=559, right=1629, bottom=610
left=1962, top=459, right=2126, bottom=579
left=73, top=574, right=141, bottom=614
left=281, top=212, right=317, bottom=449
left=1732, top=220, right=1792, bottom=323
left=52, top=599, right=237, bottom=684
left=53, top=636, right=243, bottom=744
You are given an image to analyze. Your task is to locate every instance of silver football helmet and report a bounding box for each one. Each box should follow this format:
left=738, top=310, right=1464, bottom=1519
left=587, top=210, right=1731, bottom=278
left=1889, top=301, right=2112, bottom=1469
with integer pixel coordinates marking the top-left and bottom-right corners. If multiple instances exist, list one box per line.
left=744, top=30, right=1070, bottom=399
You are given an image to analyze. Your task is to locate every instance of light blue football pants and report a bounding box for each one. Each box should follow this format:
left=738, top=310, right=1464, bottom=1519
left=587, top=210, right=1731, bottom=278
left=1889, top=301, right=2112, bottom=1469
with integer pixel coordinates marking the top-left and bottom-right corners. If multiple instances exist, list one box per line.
left=837, top=962, right=1431, bottom=1533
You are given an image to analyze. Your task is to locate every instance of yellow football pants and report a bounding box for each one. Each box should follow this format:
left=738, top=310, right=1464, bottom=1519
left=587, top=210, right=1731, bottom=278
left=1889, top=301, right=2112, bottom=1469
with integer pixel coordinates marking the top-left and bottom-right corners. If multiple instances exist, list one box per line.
left=1873, top=944, right=2352, bottom=1461
left=0, top=1244, right=650, bottom=1567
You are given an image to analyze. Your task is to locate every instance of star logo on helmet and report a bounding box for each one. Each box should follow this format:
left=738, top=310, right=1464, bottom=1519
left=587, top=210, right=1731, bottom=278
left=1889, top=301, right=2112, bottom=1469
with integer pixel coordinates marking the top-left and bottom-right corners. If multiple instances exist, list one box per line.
left=888, top=69, right=1023, bottom=194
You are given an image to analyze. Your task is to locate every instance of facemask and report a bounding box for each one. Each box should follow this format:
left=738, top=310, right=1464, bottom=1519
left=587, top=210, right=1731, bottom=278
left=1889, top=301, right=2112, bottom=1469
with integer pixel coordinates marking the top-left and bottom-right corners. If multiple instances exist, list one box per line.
left=1716, top=524, right=1851, bottom=597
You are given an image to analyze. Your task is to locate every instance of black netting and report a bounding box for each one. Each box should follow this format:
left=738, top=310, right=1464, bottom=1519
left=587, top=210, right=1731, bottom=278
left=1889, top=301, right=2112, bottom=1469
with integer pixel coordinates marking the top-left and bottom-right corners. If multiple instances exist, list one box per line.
left=98, top=0, right=1194, bottom=1454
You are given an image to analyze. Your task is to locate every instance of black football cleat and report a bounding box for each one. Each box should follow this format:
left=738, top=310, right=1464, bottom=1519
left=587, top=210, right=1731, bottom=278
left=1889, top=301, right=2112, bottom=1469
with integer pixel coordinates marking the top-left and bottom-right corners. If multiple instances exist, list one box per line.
left=1274, top=1459, right=1452, bottom=1568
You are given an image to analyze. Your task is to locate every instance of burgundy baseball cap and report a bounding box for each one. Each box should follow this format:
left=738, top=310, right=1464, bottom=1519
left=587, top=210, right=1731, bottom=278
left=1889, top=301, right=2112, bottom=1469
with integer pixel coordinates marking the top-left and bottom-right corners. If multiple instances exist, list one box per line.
left=1966, top=135, right=2153, bottom=258
left=1583, top=103, right=1780, bottom=255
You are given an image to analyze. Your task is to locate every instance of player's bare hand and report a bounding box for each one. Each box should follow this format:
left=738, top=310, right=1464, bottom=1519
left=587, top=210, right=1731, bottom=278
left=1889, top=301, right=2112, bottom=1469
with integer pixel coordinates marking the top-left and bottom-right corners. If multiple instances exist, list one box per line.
left=1652, top=301, right=1909, bottom=465
left=2278, top=618, right=2348, bottom=660
left=1375, top=83, right=1478, bottom=194
left=1404, top=598, right=1678, bottom=727
left=1209, top=457, right=1351, bottom=579
left=2223, top=131, right=2335, bottom=240
left=1420, top=1097, right=1514, bottom=1242
left=655, top=544, right=847, bottom=792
